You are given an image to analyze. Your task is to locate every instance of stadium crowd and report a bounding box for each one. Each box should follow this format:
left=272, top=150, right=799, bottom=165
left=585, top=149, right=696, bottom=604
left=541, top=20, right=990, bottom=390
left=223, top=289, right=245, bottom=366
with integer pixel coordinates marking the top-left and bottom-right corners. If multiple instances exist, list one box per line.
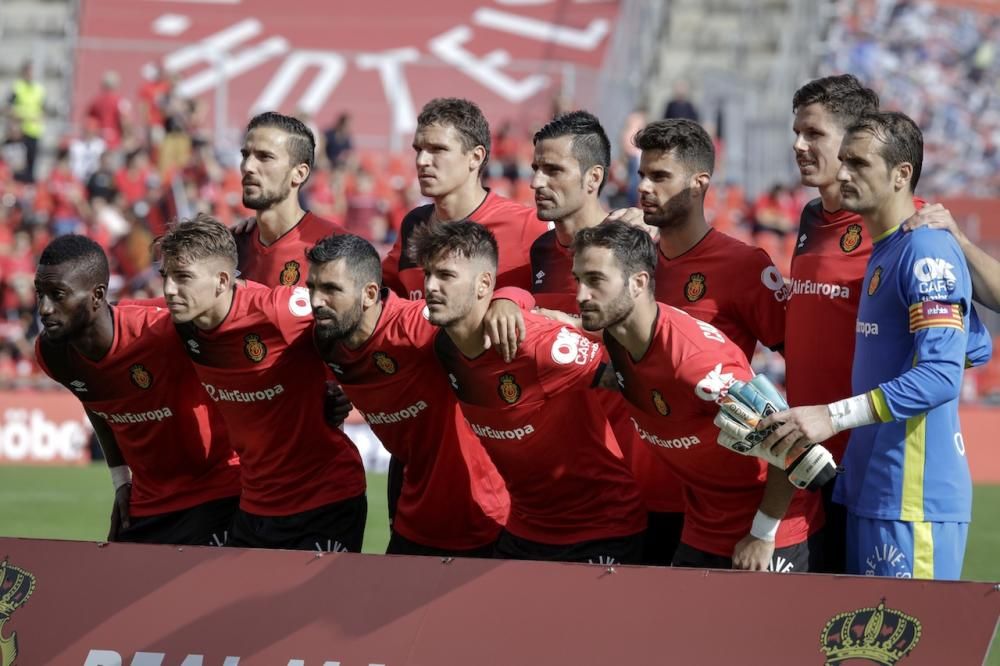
left=825, top=0, right=1000, bottom=196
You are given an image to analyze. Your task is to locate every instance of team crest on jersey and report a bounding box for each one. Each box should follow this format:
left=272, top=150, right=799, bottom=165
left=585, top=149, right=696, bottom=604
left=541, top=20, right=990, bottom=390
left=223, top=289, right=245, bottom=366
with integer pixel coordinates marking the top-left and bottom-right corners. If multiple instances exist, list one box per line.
left=840, top=224, right=863, bottom=253
left=129, top=364, right=153, bottom=389
left=868, top=266, right=883, bottom=296
left=243, top=334, right=267, bottom=363
left=684, top=272, right=706, bottom=302
left=498, top=374, right=521, bottom=404
left=280, top=260, right=301, bottom=286
left=651, top=390, right=670, bottom=416
left=372, top=351, right=398, bottom=375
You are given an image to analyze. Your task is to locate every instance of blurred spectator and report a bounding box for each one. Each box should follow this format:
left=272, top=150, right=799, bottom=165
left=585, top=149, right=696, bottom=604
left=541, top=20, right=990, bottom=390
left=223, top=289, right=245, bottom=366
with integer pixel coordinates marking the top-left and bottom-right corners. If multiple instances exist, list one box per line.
left=1, top=123, right=32, bottom=184
left=87, top=150, right=119, bottom=203
left=45, top=148, right=91, bottom=237
left=663, top=79, right=700, bottom=122
left=86, top=70, right=130, bottom=150
left=6, top=61, right=44, bottom=183
left=323, top=113, right=354, bottom=168
left=750, top=184, right=796, bottom=240
left=621, top=107, right=646, bottom=206
left=115, top=149, right=151, bottom=206
left=491, top=120, right=522, bottom=185
left=137, top=64, right=171, bottom=146
left=69, top=118, right=107, bottom=181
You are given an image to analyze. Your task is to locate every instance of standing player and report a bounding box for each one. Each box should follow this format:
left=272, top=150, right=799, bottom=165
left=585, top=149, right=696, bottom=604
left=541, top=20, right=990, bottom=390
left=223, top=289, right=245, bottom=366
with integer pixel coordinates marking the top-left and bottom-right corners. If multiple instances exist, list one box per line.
left=413, top=221, right=646, bottom=564
left=760, top=112, right=991, bottom=579
left=34, top=235, right=240, bottom=546
left=630, top=119, right=807, bottom=561
left=382, top=98, right=548, bottom=299
left=526, top=110, right=685, bottom=565
left=785, top=75, right=880, bottom=572
left=572, top=221, right=813, bottom=571
left=158, top=215, right=367, bottom=551
left=308, top=233, right=537, bottom=557
left=236, top=112, right=345, bottom=286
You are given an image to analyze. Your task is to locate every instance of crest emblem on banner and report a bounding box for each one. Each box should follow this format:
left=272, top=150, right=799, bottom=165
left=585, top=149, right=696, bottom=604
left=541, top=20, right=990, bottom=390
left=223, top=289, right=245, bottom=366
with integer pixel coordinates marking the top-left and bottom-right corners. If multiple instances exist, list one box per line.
left=0, top=559, right=36, bottom=666
left=819, top=598, right=921, bottom=665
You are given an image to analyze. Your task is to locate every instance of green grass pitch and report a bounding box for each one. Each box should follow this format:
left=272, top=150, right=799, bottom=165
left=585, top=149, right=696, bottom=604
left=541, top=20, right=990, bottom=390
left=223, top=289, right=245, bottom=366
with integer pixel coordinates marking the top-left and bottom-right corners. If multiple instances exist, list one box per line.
left=0, top=465, right=996, bottom=663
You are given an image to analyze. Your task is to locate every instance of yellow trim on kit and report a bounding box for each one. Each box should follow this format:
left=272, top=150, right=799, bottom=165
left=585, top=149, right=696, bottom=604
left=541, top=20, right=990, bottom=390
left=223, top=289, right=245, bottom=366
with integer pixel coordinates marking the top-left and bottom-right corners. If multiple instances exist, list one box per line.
left=868, top=388, right=893, bottom=423
left=900, top=413, right=927, bottom=523
left=872, top=224, right=900, bottom=243
left=912, top=521, right=935, bottom=579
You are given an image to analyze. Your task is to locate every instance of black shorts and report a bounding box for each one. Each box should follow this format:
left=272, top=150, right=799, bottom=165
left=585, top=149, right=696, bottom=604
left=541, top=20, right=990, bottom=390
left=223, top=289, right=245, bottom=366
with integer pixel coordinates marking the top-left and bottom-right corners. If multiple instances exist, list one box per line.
left=386, top=530, right=496, bottom=559
left=228, top=494, right=367, bottom=552
left=672, top=530, right=824, bottom=573
left=116, top=495, right=239, bottom=547
left=640, top=511, right=684, bottom=566
left=818, top=480, right=847, bottom=573
left=493, top=529, right=644, bottom=565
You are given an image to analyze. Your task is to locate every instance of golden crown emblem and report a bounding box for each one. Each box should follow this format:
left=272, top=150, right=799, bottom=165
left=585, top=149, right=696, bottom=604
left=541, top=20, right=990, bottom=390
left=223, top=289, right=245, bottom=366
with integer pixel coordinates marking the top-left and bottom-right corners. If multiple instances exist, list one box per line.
left=819, top=599, right=921, bottom=665
left=0, top=559, right=36, bottom=666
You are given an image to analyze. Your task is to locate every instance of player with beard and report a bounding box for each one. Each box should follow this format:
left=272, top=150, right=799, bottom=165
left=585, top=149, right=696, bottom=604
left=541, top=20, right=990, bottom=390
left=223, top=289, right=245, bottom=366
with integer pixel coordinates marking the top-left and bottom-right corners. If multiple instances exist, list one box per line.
left=382, top=98, right=548, bottom=300
left=571, top=221, right=813, bottom=571
left=759, top=112, right=991, bottom=579
left=308, top=233, right=537, bottom=557
left=526, top=110, right=684, bottom=566
left=415, top=221, right=646, bottom=564
left=630, top=119, right=816, bottom=560
left=34, top=234, right=240, bottom=545
left=159, top=215, right=367, bottom=551
left=235, top=112, right=346, bottom=286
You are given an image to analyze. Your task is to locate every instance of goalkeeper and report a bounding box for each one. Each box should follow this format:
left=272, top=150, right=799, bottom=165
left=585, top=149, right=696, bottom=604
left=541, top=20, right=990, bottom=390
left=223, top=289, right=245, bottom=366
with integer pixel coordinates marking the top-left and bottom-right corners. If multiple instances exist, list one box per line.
left=573, top=222, right=824, bottom=572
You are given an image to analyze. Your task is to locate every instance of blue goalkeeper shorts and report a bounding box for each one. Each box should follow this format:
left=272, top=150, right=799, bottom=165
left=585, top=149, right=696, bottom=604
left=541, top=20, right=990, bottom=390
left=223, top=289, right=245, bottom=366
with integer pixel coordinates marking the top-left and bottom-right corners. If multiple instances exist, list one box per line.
left=845, top=512, right=967, bottom=580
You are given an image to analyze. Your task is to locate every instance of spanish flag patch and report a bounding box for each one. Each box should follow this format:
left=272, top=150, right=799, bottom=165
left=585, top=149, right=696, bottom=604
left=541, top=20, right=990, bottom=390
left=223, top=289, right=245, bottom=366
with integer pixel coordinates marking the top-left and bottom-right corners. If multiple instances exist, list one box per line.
left=909, top=301, right=964, bottom=333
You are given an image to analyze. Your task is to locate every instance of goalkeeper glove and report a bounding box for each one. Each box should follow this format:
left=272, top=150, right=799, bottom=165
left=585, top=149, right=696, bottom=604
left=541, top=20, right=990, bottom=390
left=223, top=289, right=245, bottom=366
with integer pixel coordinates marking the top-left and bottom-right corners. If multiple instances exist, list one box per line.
left=714, top=375, right=837, bottom=491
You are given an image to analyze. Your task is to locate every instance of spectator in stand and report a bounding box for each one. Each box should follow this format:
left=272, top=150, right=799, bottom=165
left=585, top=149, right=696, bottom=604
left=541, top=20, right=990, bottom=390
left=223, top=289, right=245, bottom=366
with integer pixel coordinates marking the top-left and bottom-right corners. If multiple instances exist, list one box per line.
left=323, top=113, right=354, bottom=168
left=46, top=148, right=91, bottom=237
left=87, top=151, right=119, bottom=204
left=69, top=118, right=107, bottom=182
left=86, top=71, right=130, bottom=150
left=750, top=184, right=796, bottom=240
left=137, top=64, right=171, bottom=146
left=491, top=120, right=522, bottom=186
left=663, top=79, right=700, bottom=122
left=1, top=123, right=32, bottom=185
left=6, top=61, right=44, bottom=183
left=115, top=149, right=151, bottom=207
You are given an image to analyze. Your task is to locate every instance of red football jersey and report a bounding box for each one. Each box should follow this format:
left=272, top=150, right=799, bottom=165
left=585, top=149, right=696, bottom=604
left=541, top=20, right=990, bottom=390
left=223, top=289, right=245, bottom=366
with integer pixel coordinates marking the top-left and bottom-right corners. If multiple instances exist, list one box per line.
left=35, top=305, right=241, bottom=517
left=235, top=212, right=346, bottom=287
left=655, top=228, right=787, bottom=359
left=604, top=304, right=819, bottom=556
left=529, top=229, right=579, bottom=313
left=325, top=290, right=510, bottom=551
left=785, top=201, right=869, bottom=462
left=784, top=198, right=925, bottom=461
left=382, top=190, right=548, bottom=299
left=433, top=313, right=646, bottom=545
left=174, top=283, right=366, bottom=516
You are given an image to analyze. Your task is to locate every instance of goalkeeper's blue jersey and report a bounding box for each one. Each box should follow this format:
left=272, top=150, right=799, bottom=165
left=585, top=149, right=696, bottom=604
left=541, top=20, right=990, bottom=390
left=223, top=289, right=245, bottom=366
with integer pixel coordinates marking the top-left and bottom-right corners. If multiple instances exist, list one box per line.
left=834, top=226, right=992, bottom=523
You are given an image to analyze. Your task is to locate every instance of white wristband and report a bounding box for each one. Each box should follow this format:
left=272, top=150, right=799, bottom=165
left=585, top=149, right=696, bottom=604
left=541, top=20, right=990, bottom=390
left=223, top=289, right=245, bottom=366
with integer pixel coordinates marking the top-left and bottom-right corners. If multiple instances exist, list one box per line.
left=828, top=394, right=877, bottom=434
left=110, top=465, right=132, bottom=490
left=750, top=510, right=780, bottom=542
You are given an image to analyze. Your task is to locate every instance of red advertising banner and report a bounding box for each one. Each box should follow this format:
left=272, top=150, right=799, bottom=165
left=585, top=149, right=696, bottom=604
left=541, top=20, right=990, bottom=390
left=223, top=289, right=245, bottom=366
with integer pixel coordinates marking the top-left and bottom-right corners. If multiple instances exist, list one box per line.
left=0, top=537, right=997, bottom=666
left=0, top=391, right=91, bottom=465
left=73, top=0, right=620, bottom=145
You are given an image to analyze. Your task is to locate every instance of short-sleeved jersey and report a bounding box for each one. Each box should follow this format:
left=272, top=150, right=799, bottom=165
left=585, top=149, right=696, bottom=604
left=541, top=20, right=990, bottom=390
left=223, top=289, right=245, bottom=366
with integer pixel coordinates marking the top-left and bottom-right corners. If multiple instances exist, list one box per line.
left=785, top=202, right=870, bottom=462
left=433, top=314, right=646, bottom=544
left=529, top=227, right=684, bottom=512
left=175, top=283, right=365, bottom=516
left=383, top=190, right=548, bottom=299
left=324, top=290, right=510, bottom=550
left=605, top=303, right=817, bottom=556
left=529, top=229, right=579, bottom=313
left=35, top=305, right=240, bottom=517
left=235, top=212, right=346, bottom=287
left=836, top=226, right=990, bottom=523
left=655, top=228, right=788, bottom=359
